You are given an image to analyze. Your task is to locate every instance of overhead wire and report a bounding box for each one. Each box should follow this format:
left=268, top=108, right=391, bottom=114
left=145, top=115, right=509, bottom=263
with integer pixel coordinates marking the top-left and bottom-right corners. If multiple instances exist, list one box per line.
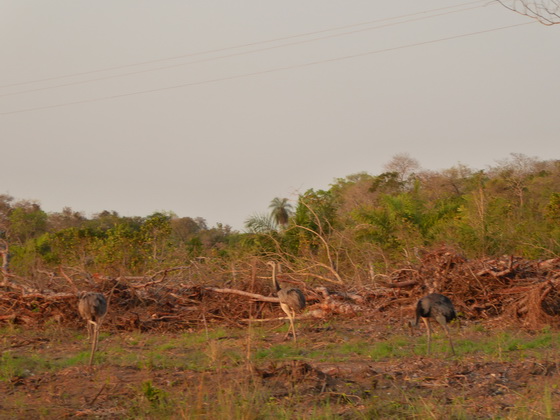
left=0, top=2, right=493, bottom=98
left=0, top=20, right=535, bottom=116
left=1, top=4, right=493, bottom=99
left=0, top=0, right=493, bottom=93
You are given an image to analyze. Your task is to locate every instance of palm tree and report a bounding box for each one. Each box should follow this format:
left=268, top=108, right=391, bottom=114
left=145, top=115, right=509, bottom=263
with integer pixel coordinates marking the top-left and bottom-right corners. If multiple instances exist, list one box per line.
left=269, top=198, right=293, bottom=228
left=244, top=213, right=276, bottom=233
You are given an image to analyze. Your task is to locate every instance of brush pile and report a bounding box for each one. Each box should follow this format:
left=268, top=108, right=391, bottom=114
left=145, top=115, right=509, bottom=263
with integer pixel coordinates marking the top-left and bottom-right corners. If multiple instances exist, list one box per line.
left=0, top=249, right=559, bottom=331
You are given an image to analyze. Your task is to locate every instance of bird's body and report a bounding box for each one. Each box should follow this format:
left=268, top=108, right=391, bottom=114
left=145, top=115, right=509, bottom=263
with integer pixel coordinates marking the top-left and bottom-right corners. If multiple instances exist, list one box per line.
left=277, top=287, right=306, bottom=324
left=78, top=292, right=107, bottom=335
left=410, top=293, right=456, bottom=355
left=268, top=262, right=305, bottom=342
left=78, top=291, right=107, bottom=366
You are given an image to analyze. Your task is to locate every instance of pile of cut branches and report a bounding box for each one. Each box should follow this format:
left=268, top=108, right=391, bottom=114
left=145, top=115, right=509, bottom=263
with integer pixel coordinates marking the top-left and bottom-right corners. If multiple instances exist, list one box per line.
left=380, top=247, right=560, bottom=329
left=0, top=251, right=559, bottom=331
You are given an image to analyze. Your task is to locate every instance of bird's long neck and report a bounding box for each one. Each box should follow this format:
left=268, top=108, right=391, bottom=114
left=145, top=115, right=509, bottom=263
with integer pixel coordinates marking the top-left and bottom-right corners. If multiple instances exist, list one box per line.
left=271, top=263, right=281, bottom=292
left=410, top=303, right=422, bottom=327
left=411, top=312, right=420, bottom=327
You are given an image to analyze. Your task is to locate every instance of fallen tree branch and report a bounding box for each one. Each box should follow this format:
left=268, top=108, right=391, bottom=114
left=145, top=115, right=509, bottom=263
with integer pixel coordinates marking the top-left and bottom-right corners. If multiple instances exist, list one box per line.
left=376, top=279, right=418, bottom=288
left=59, top=267, right=79, bottom=293
left=131, top=276, right=166, bottom=289
left=205, top=287, right=279, bottom=303
left=145, top=265, right=194, bottom=282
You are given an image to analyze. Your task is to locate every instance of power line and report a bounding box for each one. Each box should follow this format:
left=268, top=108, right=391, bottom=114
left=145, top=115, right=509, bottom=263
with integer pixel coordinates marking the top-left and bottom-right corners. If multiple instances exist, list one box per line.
left=0, top=0, right=491, bottom=92
left=0, top=21, right=534, bottom=116
left=0, top=3, right=492, bottom=99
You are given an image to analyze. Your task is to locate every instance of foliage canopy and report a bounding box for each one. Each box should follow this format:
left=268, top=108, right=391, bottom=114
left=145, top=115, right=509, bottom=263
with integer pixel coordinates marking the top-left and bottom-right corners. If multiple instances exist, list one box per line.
left=1, top=154, right=559, bottom=281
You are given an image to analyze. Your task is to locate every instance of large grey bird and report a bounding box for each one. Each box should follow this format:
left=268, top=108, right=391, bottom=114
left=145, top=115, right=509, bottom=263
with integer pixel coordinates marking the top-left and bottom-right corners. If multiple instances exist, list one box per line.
left=78, top=291, right=108, bottom=366
left=410, top=293, right=456, bottom=355
left=267, top=261, right=306, bottom=342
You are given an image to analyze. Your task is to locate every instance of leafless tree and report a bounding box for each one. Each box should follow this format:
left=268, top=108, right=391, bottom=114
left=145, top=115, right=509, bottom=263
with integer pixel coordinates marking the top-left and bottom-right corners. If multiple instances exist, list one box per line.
left=497, top=0, right=560, bottom=25
left=0, top=239, right=9, bottom=277
left=383, top=153, right=421, bottom=188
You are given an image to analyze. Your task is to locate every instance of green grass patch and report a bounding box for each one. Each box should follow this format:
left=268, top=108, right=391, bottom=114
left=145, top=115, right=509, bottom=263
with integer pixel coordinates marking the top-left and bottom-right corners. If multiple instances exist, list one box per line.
left=0, top=350, right=89, bottom=381
left=2, top=324, right=560, bottom=419
left=253, top=343, right=309, bottom=361
left=457, top=330, right=560, bottom=360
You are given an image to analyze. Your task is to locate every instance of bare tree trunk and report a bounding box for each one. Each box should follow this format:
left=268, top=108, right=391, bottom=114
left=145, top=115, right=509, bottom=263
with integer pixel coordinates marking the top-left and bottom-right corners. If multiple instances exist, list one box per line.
left=0, top=239, right=9, bottom=278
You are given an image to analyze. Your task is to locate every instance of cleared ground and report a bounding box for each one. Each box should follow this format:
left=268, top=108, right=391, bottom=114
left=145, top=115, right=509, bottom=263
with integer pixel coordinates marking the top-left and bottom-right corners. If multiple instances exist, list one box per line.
left=1, top=316, right=559, bottom=419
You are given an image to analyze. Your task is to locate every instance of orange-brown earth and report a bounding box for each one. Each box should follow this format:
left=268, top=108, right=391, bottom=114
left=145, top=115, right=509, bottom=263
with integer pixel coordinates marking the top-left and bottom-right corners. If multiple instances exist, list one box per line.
left=1, top=315, right=559, bottom=419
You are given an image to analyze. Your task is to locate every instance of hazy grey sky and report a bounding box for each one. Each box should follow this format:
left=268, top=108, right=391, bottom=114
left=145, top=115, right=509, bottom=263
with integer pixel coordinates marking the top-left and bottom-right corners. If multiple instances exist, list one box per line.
left=1, top=1, right=558, bottom=230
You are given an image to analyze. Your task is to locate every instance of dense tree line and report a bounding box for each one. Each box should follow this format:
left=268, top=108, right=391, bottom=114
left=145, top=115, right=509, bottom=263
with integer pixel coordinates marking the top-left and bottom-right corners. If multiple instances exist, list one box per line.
left=1, top=153, right=559, bottom=283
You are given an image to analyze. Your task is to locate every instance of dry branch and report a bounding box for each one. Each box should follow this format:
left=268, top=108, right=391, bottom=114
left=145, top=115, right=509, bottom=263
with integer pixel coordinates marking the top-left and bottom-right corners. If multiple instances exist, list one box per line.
left=205, top=287, right=279, bottom=303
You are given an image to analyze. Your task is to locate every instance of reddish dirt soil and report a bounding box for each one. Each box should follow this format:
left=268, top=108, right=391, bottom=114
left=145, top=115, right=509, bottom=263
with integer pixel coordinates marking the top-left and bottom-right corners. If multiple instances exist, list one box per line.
left=1, top=318, right=559, bottom=419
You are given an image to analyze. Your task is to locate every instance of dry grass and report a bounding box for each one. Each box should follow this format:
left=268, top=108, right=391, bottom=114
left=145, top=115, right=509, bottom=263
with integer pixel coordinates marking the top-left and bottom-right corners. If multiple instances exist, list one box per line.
left=1, top=317, right=559, bottom=419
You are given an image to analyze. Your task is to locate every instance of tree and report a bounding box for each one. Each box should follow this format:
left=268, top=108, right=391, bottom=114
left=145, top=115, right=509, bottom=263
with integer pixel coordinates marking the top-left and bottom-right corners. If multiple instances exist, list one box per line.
left=0, top=238, right=9, bottom=276
left=369, top=172, right=405, bottom=194
left=141, top=212, right=172, bottom=262
left=8, top=201, right=47, bottom=244
left=383, top=153, right=421, bottom=190
left=418, top=164, right=474, bottom=199
left=546, top=193, right=560, bottom=221
left=97, top=221, right=142, bottom=273
left=269, top=197, right=293, bottom=228
left=245, top=197, right=293, bottom=233
left=489, top=153, right=542, bottom=208
left=497, top=0, right=560, bottom=25
left=0, top=196, right=13, bottom=271
left=329, top=172, right=377, bottom=223
left=284, top=189, right=338, bottom=257
left=170, top=216, right=204, bottom=242
left=47, top=207, right=86, bottom=231
left=0, top=194, right=13, bottom=233
left=244, top=213, right=277, bottom=233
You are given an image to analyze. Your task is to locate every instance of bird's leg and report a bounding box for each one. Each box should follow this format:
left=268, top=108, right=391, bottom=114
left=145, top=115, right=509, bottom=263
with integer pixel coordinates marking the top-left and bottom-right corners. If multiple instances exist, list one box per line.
left=442, top=322, right=456, bottom=355
left=283, top=321, right=291, bottom=340
left=422, top=317, right=432, bottom=354
left=93, top=320, right=104, bottom=352
left=94, top=324, right=100, bottom=353
left=86, top=319, right=96, bottom=342
left=290, top=314, right=297, bottom=343
left=283, top=313, right=294, bottom=340
left=435, top=315, right=455, bottom=355
left=88, top=320, right=98, bottom=366
left=280, top=305, right=294, bottom=340
left=85, top=321, right=93, bottom=340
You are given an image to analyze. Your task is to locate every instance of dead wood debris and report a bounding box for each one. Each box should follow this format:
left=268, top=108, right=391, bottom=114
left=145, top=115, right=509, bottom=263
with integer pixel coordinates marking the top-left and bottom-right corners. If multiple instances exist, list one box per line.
left=0, top=251, right=559, bottom=331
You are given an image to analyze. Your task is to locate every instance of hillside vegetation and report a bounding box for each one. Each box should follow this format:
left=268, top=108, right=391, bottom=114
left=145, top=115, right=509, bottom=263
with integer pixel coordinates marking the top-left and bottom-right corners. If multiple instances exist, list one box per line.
left=1, top=153, right=558, bottom=285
